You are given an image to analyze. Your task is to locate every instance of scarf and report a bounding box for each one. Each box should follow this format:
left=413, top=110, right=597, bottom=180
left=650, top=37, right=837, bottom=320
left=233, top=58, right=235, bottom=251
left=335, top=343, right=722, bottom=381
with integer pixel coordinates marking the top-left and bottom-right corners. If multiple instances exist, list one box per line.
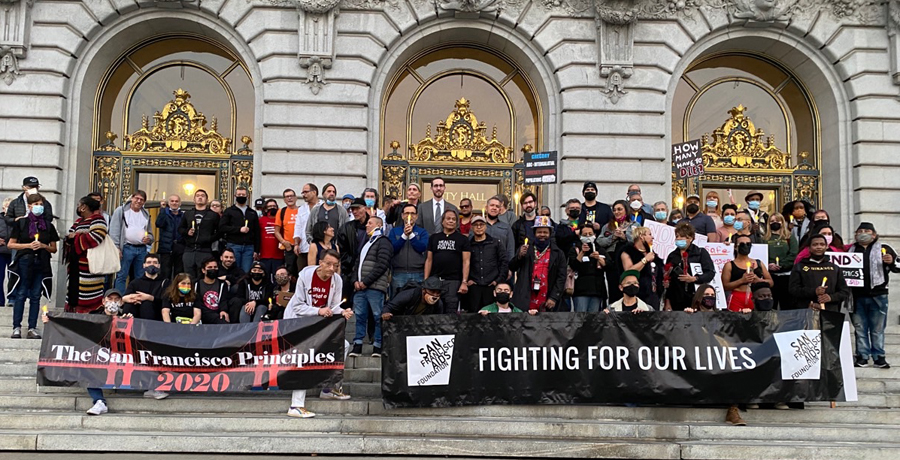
left=534, top=238, right=550, bottom=252
left=615, top=214, right=628, bottom=224
left=27, top=212, right=47, bottom=241
left=869, top=241, right=885, bottom=287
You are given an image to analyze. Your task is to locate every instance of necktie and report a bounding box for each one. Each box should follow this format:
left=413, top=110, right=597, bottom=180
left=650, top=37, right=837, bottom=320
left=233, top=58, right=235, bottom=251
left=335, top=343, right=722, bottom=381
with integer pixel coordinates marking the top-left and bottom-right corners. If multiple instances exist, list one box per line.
left=434, top=201, right=442, bottom=230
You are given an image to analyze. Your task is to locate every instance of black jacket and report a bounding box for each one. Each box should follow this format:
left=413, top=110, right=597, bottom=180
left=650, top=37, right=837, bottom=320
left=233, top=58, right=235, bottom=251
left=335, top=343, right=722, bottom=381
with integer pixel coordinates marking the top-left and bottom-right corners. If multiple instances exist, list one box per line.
left=469, top=234, right=508, bottom=286
left=848, top=242, right=900, bottom=297
left=352, top=235, right=393, bottom=293
left=155, top=207, right=184, bottom=253
left=337, top=216, right=368, bottom=276
left=227, top=278, right=274, bottom=319
left=567, top=245, right=608, bottom=298
left=5, top=192, right=54, bottom=225
left=664, top=244, right=715, bottom=311
left=220, top=205, right=260, bottom=251
left=178, top=208, right=220, bottom=250
left=789, top=256, right=851, bottom=312
left=509, top=241, right=567, bottom=310
left=384, top=287, right=445, bottom=315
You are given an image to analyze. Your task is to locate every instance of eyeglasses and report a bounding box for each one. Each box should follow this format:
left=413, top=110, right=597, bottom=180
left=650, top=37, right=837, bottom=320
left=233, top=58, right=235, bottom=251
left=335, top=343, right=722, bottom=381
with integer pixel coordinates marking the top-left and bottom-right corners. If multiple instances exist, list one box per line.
left=211, top=204, right=222, bottom=208
left=283, top=194, right=296, bottom=199
left=460, top=205, right=471, bottom=209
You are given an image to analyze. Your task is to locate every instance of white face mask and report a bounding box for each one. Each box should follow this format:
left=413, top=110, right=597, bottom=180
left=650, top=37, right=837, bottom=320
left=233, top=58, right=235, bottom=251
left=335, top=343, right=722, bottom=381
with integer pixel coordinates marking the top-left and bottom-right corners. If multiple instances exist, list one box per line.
left=26, top=188, right=38, bottom=196
left=630, top=200, right=642, bottom=211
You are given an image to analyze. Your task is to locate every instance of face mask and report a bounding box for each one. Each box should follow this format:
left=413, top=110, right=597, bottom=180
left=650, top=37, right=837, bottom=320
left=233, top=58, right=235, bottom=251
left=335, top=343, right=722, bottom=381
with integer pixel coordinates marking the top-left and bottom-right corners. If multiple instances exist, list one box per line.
left=769, top=222, right=782, bottom=232
left=104, top=301, right=120, bottom=315
left=535, top=238, right=550, bottom=251
left=686, top=204, right=699, bottom=215
left=583, top=192, right=596, bottom=201
left=30, top=205, right=44, bottom=216
left=495, top=292, right=511, bottom=304
left=622, top=285, right=639, bottom=297
left=178, top=287, right=191, bottom=295
left=567, top=209, right=580, bottom=219
left=675, top=239, right=687, bottom=249
left=737, top=243, right=752, bottom=256
left=630, top=200, right=642, bottom=211
left=275, top=275, right=291, bottom=286
left=205, top=269, right=218, bottom=279
left=364, top=198, right=376, bottom=207
left=723, top=215, right=735, bottom=225
left=857, top=233, right=874, bottom=244
left=748, top=200, right=761, bottom=210
left=326, top=199, right=336, bottom=206
left=733, top=221, right=744, bottom=231
left=256, top=210, right=263, bottom=217
left=580, top=236, right=595, bottom=245
left=816, top=219, right=830, bottom=226
left=26, top=188, right=38, bottom=196
left=343, top=202, right=351, bottom=210
left=236, top=196, right=248, bottom=205
left=144, top=265, right=160, bottom=276
left=250, top=272, right=265, bottom=282
left=706, top=200, right=717, bottom=208
left=701, top=296, right=716, bottom=308
left=267, top=208, right=277, bottom=217
left=671, top=218, right=680, bottom=224
left=654, top=211, right=667, bottom=221
left=824, top=235, right=833, bottom=245
left=755, top=298, right=774, bottom=311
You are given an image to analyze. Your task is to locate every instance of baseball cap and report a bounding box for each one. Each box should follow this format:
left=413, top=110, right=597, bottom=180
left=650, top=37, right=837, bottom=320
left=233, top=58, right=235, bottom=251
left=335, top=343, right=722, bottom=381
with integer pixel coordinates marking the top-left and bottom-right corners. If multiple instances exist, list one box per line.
left=342, top=194, right=355, bottom=200
left=422, top=277, right=443, bottom=292
left=349, top=197, right=367, bottom=208
left=254, top=198, right=264, bottom=207
left=23, top=177, right=39, bottom=187
left=104, top=288, right=122, bottom=298
left=471, top=215, right=486, bottom=225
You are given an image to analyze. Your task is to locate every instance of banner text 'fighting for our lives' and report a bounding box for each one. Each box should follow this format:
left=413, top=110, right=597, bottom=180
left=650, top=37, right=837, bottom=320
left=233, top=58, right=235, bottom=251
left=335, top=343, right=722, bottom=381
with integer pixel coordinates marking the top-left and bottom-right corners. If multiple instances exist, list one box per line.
left=478, top=345, right=757, bottom=372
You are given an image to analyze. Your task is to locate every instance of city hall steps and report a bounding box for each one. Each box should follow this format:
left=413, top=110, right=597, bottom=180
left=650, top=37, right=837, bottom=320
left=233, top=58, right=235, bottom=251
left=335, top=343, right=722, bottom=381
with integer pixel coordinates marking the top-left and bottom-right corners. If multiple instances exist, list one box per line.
left=1, top=308, right=899, bottom=459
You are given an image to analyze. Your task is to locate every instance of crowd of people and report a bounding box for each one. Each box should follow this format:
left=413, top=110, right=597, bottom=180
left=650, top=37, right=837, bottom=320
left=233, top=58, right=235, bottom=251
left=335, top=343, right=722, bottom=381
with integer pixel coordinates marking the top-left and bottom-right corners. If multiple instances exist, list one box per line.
left=1, top=175, right=897, bottom=424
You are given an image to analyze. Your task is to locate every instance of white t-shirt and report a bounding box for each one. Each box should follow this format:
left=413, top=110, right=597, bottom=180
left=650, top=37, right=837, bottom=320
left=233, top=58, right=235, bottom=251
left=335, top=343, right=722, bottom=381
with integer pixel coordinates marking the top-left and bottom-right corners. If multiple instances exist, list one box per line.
left=124, top=208, right=148, bottom=245
left=293, top=204, right=312, bottom=253
left=497, top=306, right=512, bottom=313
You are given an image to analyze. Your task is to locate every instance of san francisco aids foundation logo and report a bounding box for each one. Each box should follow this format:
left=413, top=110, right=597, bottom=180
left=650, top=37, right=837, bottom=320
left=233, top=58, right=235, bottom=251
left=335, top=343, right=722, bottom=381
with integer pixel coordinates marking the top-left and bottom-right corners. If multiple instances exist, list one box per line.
left=406, top=335, right=455, bottom=387
left=774, top=330, right=822, bottom=380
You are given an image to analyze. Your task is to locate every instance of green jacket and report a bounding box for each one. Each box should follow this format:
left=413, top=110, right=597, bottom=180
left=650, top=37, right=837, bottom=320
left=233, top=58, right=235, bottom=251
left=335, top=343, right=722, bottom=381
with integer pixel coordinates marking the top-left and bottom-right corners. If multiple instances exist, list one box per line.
left=479, top=302, right=523, bottom=313
left=766, top=234, right=799, bottom=273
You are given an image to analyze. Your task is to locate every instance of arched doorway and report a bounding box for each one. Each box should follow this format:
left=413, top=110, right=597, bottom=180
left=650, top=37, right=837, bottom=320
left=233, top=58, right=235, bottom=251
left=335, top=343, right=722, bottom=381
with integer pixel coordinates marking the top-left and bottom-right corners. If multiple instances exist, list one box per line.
left=379, top=44, right=543, bottom=213
left=670, top=52, right=822, bottom=218
left=89, top=34, right=255, bottom=213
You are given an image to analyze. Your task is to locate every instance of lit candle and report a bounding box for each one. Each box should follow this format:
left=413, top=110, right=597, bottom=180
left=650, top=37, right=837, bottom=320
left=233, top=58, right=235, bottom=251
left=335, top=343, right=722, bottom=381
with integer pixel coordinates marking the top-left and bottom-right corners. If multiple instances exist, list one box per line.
left=41, top=305, right=47, bottom=314
left=882, top=248, right=887, bottom=256
left=268, top=297, right=272, bottom=306
left=746, top=262, right=752, bottom=274
left=244, top=219, right=248, bottom=227
left=192, top=220, right=196, bottom=230
left=612, top=221, right=618, bottom=229
left=34, top=233, right=39, bottom=242
left=524, top=238, right=529, bottom=246
left=820, top=277, right=828, bottom=310
left=776, top=257, right=780, bottom=266
left=482, top=208, right=485, bottom=217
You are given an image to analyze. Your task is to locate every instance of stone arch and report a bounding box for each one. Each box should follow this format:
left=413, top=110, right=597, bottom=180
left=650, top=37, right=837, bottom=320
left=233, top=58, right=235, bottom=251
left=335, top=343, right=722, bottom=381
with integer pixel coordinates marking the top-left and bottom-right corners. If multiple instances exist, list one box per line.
left=367, top=18, right=564, bottom=207
left=61, top=8, right=264, bottom=220
left=666, top=26, right=853, bottom=234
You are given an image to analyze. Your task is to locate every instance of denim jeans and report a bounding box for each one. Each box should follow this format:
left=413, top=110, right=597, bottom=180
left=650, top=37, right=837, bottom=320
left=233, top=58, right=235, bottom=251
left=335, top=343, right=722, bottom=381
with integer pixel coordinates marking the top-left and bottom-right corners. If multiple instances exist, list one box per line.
left=227, top=243, right=254, bottom=273
left=115, top=244, right=147, bottom=293
left=352, top=289, right=385, bottom=348
left=87, top=387, right=105, bottom=403
left=573, top=296, right=602, bottom=313
left=240, top=304, right=268, bottom=323
left=12, top=256, right=43, bottom=330
left=391, top=271, right=423, bottom=297
left=851, top=294, right=889, bottom=359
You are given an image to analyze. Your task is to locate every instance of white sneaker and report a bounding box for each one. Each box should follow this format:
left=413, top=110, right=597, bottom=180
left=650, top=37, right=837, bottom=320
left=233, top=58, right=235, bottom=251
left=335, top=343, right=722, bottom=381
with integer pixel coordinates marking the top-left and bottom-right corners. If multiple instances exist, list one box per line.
left=286, top=407, right=316, bottom=418
left=86, top=400, right=108, bottom=415
left=320, top=388, right=351, bottom=400
left=143, top=390, right=169, bottom=400
left=774, top=402, right=790, bottom=410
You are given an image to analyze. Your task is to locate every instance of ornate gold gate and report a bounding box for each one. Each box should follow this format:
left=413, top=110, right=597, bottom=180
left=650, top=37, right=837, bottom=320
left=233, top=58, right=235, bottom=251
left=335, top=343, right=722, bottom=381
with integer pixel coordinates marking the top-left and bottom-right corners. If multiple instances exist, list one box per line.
left=672, top=105, right=820, bottom=213
left=91, top=88, right=253, bottom=210
left=381, top=98, right=535, bottom=212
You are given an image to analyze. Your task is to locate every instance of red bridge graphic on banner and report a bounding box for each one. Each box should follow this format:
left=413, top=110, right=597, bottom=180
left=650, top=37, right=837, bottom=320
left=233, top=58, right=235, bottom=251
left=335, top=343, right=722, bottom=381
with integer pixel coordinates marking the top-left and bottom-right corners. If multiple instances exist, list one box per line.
left=37, top=318, right=344, bottom=389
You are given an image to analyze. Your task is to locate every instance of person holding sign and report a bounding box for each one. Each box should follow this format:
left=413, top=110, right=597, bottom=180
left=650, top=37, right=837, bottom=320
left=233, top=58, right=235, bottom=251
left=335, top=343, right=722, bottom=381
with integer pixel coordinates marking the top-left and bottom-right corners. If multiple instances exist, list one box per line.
left=721, top=234, right=773, bottom=313
left=763, top=213, right=799, bottom=310
left=788, top=234, right=850, bottom=312
left=847, top=222, right=900, bottom=369
left=663, top=222, right=715, bottom=311
left=597, top=200, right=635, bottom=303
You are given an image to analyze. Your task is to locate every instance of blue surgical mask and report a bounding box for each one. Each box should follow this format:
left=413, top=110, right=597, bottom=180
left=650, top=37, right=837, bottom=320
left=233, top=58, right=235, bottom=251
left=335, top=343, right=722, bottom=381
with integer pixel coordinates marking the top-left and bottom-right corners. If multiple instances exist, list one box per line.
left=326, top=199, right=336, bottom=206
left=706, top=200, right=717, bottom=208
left=675, top=239, right=687, bottom=249
left=672, top=218, right=680, bottom=224
left=654, top=211, right=667, bottom=221
left=723, top=215, right=735, bottom=225
left=733, top=221, right=744, bottom=231
left=364, top=198, right=375, bottom=207
left=748, top=200, right=761, bottom=210
left=30, top=205, right=44, bottom=217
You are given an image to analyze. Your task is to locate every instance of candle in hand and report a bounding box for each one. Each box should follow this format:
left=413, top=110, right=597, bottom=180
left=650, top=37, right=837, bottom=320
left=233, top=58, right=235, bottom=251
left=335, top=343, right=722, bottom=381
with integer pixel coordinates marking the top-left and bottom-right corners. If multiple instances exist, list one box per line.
left=882, top=248, right=887, bottom=255
left=524, top=238, right=529, bottom=246
left=34, top=233, right=39, bottom=242
left=746, top=262, right=752, bottom=274
left=820, top=277, right=828, bottom=309
left=244, top=219, right=248, bottom=227
left=192, top=220, right=196, bottom=229
left=776, top=257, right=780, bottom=266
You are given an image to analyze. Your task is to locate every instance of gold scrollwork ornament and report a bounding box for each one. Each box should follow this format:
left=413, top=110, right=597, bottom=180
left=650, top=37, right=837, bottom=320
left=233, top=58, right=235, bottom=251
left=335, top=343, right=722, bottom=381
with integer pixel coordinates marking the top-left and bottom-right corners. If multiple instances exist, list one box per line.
left=701, top=105, right=792, bottom=171
left=409, top=98, right=513, bottom=164
left=124, top=88, right=232, bottom=155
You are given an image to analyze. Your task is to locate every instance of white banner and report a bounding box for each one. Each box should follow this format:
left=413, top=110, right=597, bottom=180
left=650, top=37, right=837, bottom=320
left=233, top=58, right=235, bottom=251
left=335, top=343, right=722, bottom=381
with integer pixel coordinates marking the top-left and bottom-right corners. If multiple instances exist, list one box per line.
left=697, top=243, right=769, bottom=310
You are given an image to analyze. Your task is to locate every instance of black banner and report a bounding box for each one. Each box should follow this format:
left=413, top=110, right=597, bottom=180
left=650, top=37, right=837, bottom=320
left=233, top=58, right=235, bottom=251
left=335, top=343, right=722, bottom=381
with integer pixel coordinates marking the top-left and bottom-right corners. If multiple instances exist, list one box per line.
left=672, top=139, right=703, bottom=179
left=37, top=314, right=345, bottom=392
left=382, top=310, right=856, bottom=408
left=523, top=151, right=558, bottom=184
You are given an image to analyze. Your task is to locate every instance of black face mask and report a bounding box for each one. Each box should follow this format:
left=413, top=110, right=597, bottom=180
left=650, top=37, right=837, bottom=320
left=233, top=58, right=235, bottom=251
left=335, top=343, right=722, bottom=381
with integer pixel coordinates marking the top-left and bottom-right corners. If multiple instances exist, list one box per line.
left=755, top=298, right=774, bottom=311
left=622, top=285, right=639, bottom=297
left=267, top=208, right=278, bottom=217
left=205, top=269, right=219, bottom=279
left=250, top=273, right=265, bottom=282
left=567, top=209, right=581, bottom=219
left=583, top=192, right=596, bottom=201
left=701, top=296, right=716, bottom=308
left=235, top=196, right=248, bottom=205
left=495, top=292, right=511, bottom=304
left=769, top=222, right=782, bottom=232
left=815, top=219, right=829, bottom=226
left=686, top=204, right=700, bottom=215
left=737, top=243, right=752, bottom=256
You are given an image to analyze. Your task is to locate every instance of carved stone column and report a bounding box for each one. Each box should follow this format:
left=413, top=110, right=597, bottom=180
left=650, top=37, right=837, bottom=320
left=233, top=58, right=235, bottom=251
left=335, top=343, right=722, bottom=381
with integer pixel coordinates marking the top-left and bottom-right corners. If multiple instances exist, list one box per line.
left=0, top=0, right=34, bottom=85
left=291, top=0, right=341, bottom=95
left=594, top=1, right=637, bottom=104
left=888, top=1, right=900, bottom=90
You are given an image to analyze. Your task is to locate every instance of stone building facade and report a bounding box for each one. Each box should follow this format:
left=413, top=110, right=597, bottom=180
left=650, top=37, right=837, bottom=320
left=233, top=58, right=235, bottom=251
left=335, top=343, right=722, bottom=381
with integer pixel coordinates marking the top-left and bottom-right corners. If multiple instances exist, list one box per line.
left=1, top=0, right=900, bottom=297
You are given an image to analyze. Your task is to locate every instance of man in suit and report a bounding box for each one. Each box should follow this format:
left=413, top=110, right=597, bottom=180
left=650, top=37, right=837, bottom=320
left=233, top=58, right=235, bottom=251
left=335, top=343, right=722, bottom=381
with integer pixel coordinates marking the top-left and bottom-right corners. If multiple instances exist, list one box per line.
left=416, top=177, right=458, bottom=234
